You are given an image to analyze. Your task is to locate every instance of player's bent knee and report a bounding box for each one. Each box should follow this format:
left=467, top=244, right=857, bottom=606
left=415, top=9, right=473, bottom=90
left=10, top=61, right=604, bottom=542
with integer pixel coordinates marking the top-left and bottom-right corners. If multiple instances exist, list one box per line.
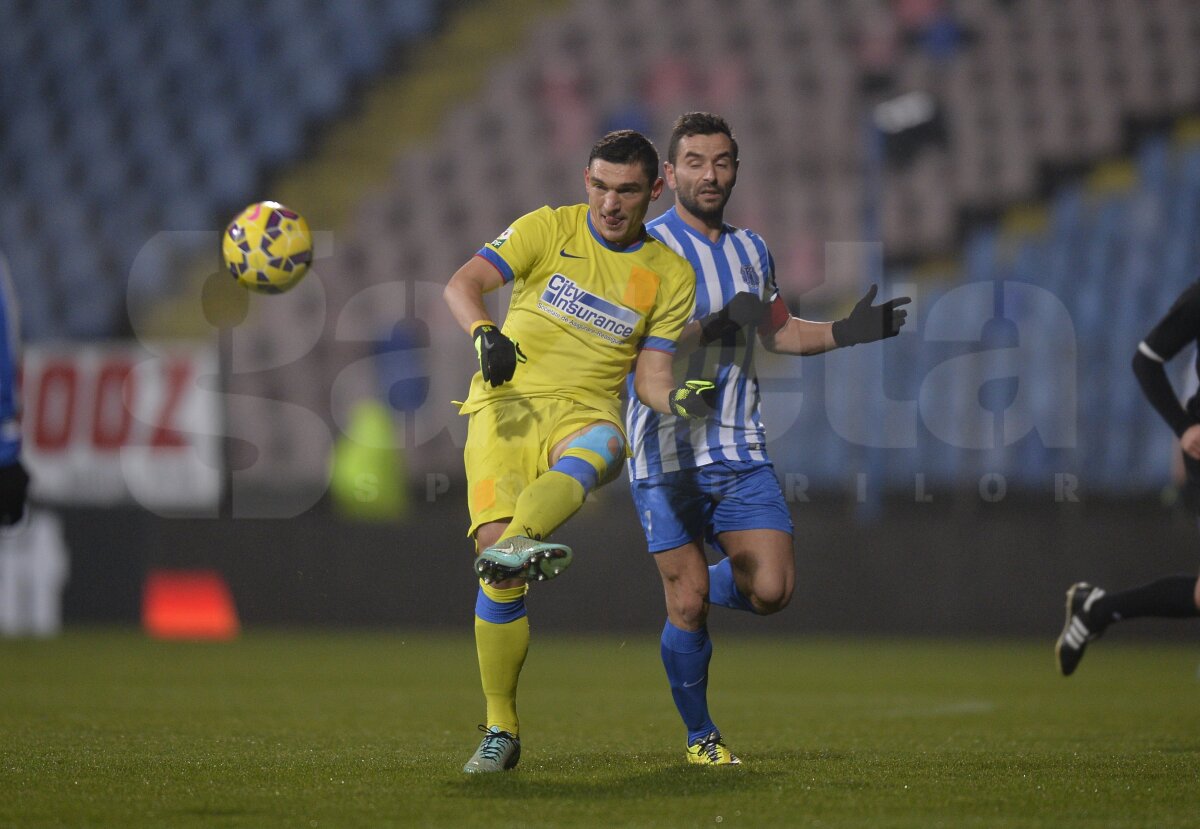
left=552, top=423, right=625, bottom=494
left=663, top=580, right=709, bottom=627
left=751, top=580, right=792, bottom=615
left=754, top=593, right=790, bottom=615
left=670, top=595, right=709, bottom=628
left=569, top=423, right=624, bottom=470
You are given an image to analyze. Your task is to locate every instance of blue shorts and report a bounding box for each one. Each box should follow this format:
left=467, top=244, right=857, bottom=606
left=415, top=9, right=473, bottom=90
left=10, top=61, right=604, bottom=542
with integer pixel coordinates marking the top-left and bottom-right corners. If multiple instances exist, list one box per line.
left=629, top=460, right=794, bottom=554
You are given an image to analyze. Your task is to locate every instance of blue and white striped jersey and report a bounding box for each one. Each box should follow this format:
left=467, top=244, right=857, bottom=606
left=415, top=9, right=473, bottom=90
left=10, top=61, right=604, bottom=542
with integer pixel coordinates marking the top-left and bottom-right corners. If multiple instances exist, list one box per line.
left=0, top=255, right=21, bottom=465
left=626, top=207, right=780, bottom=479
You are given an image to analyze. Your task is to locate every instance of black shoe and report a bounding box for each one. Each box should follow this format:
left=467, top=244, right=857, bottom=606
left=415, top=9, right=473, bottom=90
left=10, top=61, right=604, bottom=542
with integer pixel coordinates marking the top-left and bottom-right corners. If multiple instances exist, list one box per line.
left=1055, top=582, right=1105, bottom=677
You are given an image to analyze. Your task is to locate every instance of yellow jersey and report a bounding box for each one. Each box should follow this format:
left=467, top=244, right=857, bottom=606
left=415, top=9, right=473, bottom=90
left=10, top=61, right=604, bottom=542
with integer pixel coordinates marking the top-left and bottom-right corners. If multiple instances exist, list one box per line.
left=460, top=204, right=695, bottom=422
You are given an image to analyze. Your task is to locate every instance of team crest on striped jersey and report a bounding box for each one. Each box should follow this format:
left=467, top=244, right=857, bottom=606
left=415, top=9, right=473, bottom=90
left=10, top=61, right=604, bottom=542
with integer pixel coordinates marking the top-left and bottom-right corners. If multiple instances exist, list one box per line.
left=741, top=264, right=759, bottom=289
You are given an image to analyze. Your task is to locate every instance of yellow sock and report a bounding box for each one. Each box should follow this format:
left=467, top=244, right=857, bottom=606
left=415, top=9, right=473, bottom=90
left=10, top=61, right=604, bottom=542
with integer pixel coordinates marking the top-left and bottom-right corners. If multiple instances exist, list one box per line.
left=474, top=581, right=529, bottom=735
left=500, top=470, right=586, bottom=542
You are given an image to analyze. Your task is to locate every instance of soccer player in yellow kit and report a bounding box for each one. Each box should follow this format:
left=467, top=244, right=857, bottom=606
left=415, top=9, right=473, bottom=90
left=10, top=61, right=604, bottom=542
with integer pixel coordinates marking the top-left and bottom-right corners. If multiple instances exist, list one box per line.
left=444, top=130, right=717, bottom=772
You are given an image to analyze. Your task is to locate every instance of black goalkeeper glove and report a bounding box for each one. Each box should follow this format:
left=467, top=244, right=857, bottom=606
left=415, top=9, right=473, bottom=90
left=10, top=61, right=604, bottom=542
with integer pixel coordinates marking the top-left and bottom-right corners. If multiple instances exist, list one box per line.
left=669, top=380, right=718, bottom=419
left=0, top=460, right=29, bottom=526
left=698, top=292, right=768, bottom=344
left=473, top=324, right=527, bottom=387
left=830, top=284, right=911, bottom=347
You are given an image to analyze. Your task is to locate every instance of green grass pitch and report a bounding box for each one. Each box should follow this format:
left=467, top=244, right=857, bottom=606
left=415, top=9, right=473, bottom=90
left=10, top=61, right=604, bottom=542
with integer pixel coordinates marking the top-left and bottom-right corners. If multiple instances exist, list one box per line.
left=1, top=630, right=1197, bottom=828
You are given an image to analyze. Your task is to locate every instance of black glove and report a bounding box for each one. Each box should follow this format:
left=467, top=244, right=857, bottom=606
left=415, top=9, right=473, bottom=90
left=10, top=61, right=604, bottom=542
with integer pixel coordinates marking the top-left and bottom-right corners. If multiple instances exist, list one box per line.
left=831, top=284, right=911, bottom=347
left=669, top=380, right=718, bottom=419
left=0, top=460, right=29, bottom=526
left=473, top=324, right=526, bottom=387
left=698, top=292, right=768, bottom=344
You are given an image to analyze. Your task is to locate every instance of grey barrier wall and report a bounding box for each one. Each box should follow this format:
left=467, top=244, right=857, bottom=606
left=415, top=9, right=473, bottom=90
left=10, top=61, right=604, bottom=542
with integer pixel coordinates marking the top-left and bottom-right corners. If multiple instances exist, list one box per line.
left=60, top=484, right=1200, bottom=638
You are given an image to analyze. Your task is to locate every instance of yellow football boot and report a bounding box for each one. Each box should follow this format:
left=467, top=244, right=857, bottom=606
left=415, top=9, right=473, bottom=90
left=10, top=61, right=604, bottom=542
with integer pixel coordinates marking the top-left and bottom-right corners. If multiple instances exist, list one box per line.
left=686, top=732, right=741, bottom=766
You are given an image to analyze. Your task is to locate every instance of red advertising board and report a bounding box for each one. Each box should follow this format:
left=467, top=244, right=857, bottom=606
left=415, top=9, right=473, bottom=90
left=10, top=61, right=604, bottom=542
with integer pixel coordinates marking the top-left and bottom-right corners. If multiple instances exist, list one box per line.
left=22, top=343, right=220, bottom=511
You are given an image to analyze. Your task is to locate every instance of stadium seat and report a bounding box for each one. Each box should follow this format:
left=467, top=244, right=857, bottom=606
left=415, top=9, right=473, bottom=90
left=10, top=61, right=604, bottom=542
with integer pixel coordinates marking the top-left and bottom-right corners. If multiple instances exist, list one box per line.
left=9, top=0, right=1200, bottom=496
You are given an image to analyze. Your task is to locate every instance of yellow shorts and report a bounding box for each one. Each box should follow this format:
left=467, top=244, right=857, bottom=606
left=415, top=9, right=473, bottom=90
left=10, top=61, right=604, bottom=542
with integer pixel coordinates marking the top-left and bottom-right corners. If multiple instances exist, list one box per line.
left=463, top=396, right=625, bottom=538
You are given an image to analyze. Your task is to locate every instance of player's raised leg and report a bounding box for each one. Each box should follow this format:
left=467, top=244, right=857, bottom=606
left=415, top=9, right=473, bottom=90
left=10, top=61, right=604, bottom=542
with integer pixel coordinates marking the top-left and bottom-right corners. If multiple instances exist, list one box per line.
left=473, top=534, right=573, bottom=585
left=707, top=460, right=795, bottom=616
left=715, top=528, right=795, bottom=616
left=475, top=421, right=625, bottom=583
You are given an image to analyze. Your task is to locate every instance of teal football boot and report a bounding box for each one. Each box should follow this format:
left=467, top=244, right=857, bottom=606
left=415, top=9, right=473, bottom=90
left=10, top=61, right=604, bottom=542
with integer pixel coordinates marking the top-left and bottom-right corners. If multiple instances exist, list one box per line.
left=463, top=725, right=521, bottom=773
left=474, top=535, right=573, bottom=584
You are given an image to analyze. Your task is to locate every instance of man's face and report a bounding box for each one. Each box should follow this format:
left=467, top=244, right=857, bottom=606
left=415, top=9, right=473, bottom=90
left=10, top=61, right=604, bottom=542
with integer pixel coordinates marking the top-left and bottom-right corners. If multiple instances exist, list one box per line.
left=585, top=160, right=664, bottom=247
left=664, top=132, right=738, bottom=223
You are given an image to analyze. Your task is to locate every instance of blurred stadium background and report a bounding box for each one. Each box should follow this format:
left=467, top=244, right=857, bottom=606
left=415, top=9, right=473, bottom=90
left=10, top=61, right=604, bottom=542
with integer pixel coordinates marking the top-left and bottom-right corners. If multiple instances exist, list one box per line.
left=2, top=0, right=1200, bottom=639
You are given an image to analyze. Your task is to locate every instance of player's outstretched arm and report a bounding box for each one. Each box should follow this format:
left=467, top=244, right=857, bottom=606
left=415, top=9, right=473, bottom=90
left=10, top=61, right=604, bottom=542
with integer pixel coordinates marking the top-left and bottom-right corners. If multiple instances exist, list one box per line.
left=634, top=348, right=717, bottom=419
left=830, top=284, right=910, bottom=347
left=764, top=284, right=911, bottom=355
left=761, top=316, right=836, bottom=355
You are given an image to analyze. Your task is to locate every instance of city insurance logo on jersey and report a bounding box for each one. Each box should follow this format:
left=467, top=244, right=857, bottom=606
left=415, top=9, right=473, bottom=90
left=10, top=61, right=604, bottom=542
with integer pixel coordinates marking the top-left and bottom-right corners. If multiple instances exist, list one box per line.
left=539, top=273, right=639, bottom=344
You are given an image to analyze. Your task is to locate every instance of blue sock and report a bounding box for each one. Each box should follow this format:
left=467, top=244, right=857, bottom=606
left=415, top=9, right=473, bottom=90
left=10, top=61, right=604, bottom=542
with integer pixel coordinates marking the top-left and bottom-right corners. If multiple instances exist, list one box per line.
left=660, top=619, right=716, bottom=744
left=708, top=558, right=756, bottom=613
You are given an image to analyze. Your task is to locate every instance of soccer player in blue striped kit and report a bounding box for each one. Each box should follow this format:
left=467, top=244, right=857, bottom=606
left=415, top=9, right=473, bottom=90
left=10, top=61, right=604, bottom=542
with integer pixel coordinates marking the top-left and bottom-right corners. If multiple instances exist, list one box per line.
left=626, top=113, right=910, bottom=764
left=0, top=255, right=28, bottom=528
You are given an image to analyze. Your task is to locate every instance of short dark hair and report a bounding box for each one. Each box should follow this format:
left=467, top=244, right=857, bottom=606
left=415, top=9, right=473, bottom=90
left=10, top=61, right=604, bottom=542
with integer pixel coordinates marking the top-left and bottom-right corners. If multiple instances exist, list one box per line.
left=667, top=112, right=738, bottom=165
left=588, top=130, right=661, bottom=185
